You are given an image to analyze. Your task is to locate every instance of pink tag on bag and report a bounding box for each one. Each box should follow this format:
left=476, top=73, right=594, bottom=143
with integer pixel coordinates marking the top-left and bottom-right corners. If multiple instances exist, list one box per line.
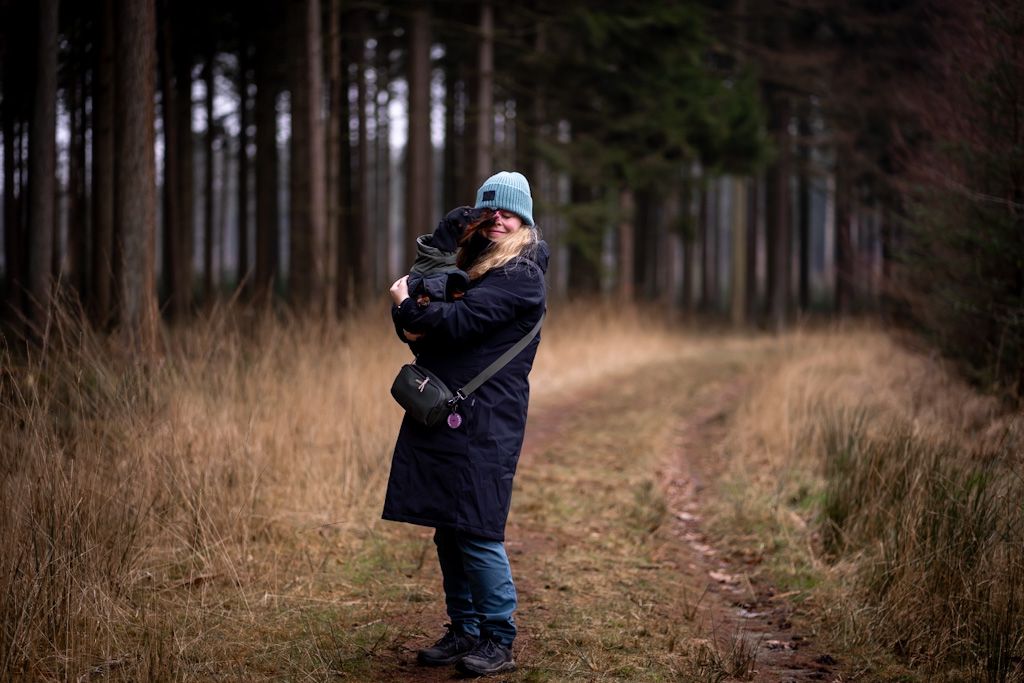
left=447, top=412, right=463, bottom=429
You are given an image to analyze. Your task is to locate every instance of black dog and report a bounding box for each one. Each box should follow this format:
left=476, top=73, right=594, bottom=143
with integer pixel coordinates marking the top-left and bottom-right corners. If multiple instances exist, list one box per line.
left=408, top=206, right=494, bottom=306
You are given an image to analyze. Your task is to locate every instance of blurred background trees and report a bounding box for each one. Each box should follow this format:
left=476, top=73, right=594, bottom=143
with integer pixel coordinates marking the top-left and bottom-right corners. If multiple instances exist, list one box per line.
left=0, top=0, right=1020, bottom=396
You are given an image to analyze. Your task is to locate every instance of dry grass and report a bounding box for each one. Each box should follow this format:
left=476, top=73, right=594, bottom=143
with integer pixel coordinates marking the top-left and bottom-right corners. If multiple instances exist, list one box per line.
left=686, top=627, right=761, bottom=683
left=529, top=301, right=687, bottom=398
left=709, top=324, right=1024, bottom=681
left=5, top=305, right=1020, bottom=681
left=0, top=298, right=689, bottom=681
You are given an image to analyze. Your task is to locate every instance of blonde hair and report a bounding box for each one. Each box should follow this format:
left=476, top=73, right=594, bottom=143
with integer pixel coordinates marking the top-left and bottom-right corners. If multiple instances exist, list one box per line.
left=458, top=220, right=540, bottom=280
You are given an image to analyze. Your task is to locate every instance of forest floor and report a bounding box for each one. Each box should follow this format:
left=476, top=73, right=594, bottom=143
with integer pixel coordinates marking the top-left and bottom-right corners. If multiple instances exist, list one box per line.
left=199, top=346, right=842, bottom=681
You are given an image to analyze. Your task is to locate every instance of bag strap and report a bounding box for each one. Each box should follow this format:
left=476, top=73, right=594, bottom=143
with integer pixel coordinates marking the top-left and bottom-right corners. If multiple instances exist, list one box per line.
left=454, top=310, right=545, bottom=402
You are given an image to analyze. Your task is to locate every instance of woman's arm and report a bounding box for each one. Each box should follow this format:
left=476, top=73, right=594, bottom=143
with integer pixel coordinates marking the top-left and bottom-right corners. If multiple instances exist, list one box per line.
left=394, top=266, right=544, bottom=345
left=388, top=275, right=424, bottom=343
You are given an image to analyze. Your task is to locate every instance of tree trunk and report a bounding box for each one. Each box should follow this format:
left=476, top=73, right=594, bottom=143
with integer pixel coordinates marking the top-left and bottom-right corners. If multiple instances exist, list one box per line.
left=114, top=0, right=159, bottom=353
left=730, top=176, right=748, bottom=326
left=376, top=31, right=392, bottom=282
left=353, top=11, right=371, bottom=293
left=308, top=0, right=328, bottom=308
left=287, top=0, right=326, bottom=309
left=67, top=18, right=88, bottom=300
left=325, top=0, right=342, bottom=313
left=77, top=40, right=90, bottom=299
left=765, top=90, right=791, bottom=332
left=797, top=112, right=812, bottom=312
left=663, top=184, right=683, bottom=310
left=634, top=188, right=658, bottom=300
left=27, top=0, right=57, bottom=328
left=405, top=5, right=432, bottom=252
left=442, top=56, right=460, bottom=213
left=745, top=173, right=759, bottom=324
left=566, top=180, right=599, bottom=294
left=203, top=51, right=215, bottom=300
left=366, top=38, right=377, bottom=244
left=709, top=179, right=720, bottom=313
left=19, top=123, right=28, bottom=241
left=502, top=98, right=514, bottom=168
left=699, top=180, right=713, bottom=312
left=529, top=21, right=558, bottom=293
left=335, top=14, right=353, bottom=311
left=288, top=1, right=310, bottom=306
left=648, top=191, right=666, bottom=300
left=215, top=140, right=230, bottom=288
left=237, top=38, right=250, bottom=295
left=461, top=58, right=479, bottom=197
left=879, top=206, right=895, bottom=316
left=617, top=186, right=634, bottom=303
left=173, top=38, right=194, bottom=317
left=92, top=0, right=116, bottom=327
left=675, top=174, right=692, bottom=317
left=681, top=177, right=696, bottom=316
left=835, top=158, right=853, bottom=315
left=681, top=230, right=693, bottom=314
left=158, top=0, right=182, bottom=318
left=51, top=152, right=60, bottom=283
left=254, top=32, right=279, bottom=304
left=3, top=71, right=23, bottom=317
left=475, top=1, right=494, bottom=182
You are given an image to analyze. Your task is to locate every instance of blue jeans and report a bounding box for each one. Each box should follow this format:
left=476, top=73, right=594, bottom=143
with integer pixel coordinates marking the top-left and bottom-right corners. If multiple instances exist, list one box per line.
left=433, top=527, right=517, bottom=646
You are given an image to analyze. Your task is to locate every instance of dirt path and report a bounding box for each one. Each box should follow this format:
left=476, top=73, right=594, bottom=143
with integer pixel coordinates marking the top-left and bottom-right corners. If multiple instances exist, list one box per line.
left=371, top=354, right=840, bottom=681
left=659, top=378, right=840, bottom=682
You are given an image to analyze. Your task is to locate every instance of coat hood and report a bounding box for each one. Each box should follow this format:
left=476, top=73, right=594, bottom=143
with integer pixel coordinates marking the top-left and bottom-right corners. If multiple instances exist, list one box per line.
left=500, top=237, right=550, bottom=276
left=530, top=239, right=551, bottom=274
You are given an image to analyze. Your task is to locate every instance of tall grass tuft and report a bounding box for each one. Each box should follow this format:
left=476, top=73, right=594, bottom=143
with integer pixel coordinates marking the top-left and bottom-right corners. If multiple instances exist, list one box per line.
left=1, top=305, right=159, bottom=677
left=820, top=411, right=1023, bottom=681
left=711, top=327, right=1024, bottom=682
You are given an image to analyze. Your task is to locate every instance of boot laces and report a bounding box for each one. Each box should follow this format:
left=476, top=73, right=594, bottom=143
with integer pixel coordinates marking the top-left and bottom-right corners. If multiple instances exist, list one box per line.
left=470, top=637, right=500, bottom=658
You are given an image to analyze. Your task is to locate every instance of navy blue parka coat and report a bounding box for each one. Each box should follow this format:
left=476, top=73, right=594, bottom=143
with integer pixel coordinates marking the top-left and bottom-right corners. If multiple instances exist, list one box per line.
left=382, top=238, right=549, bottom=541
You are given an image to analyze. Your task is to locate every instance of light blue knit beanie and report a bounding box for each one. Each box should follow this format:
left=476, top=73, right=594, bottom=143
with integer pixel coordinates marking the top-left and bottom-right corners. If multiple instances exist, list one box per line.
left=474, top=171, right=534, bottom=227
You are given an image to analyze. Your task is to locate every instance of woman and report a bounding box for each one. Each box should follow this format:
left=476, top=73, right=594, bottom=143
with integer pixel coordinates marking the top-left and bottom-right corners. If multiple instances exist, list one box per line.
left=384, top=171, right=548, bottom=676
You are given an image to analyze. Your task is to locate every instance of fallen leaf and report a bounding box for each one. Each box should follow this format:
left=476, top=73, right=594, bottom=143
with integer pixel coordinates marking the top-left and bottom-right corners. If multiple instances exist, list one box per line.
left=708, top=570, right=737, bottom=583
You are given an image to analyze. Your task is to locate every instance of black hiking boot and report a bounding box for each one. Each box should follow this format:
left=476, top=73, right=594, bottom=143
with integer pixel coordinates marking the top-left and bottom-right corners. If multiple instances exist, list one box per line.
left=455, top=637, right=515, bottom=676
left=417, top=625, right=479, bottom=666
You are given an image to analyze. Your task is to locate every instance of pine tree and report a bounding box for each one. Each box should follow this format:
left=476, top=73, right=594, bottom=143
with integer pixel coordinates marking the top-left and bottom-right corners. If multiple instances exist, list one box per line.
left=27, top=0, right=58, bottom=329
left=114, top=0, right=159, bottom=353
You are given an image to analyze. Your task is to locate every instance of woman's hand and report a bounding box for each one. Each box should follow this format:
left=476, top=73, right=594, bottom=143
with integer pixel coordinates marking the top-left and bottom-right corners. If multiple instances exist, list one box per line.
left=391, top=276, right=422, bottom=340
left=390, top=275, right=410, bottom=306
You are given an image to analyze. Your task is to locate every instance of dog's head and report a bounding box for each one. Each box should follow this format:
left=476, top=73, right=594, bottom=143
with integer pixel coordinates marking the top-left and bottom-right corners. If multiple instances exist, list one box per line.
left=446, top=205, right=494, bottom=230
